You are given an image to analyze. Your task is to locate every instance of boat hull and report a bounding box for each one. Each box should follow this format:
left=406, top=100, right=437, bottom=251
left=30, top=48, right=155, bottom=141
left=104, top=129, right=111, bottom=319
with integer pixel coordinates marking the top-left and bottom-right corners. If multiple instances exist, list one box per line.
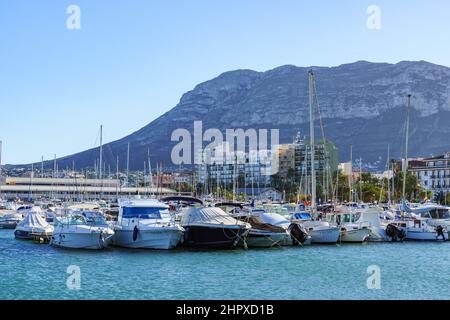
left=51, top=231, right=114, bottom=250
left=406, top=231, right=447, bottom=241
left=14, top=229, right=53, bottom=241
left=241, top=230, right=289, bottom=248
left=14, top=229, right=34, bottom=240
left=0, top=222, right=18, bottom=229
left=113, top=227, right=183, bottom=250
left=307, top=227, right=340, bottom=244
left=183, top=225, right=249, bottom=249
left=339, top=228, right=371, bottom=243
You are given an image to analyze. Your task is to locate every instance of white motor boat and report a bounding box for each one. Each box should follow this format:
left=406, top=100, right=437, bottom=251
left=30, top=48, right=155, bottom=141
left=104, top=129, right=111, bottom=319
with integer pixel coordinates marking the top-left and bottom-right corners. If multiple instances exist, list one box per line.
left=233, top=213, right=290, bottom=248
left=327, top=211, right=371, bottom=243
left=291, top=212, right=339, bottom=244
left=355, top=208, right=390, bottom=241
left=51, top=211, right=115, bottom=250
left=254, top=210, right=311, bottom=246
left=404, top=202, right=450, bottom=238
left=0, top=210, right=24, bottom=229
left=402, top=218, right=447, bottom=241
left=14, top=207, right=54, bottom=241
left=113, top=198, right=184, bottom=250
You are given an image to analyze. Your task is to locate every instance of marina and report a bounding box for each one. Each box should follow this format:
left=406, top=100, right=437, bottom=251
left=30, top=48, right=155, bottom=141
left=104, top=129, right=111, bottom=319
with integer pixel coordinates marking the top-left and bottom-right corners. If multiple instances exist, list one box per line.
left=2, top=195, right=450, bottom=300
left=1, top=65, right=449, bottom=301
left=2, top=1, right=450, bottom=306
left=2, top=226, right=450, bottom=300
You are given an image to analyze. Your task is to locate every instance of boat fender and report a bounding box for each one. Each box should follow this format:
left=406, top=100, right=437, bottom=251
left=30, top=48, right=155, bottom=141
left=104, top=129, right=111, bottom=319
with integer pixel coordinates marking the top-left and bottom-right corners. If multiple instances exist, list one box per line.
left=132, top=226, right=139, bottom=242
left=99, top=230, right=106, bottom=248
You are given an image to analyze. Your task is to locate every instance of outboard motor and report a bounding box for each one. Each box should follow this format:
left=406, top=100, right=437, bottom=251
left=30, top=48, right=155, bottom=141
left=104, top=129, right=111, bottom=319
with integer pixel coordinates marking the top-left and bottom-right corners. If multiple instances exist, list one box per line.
left=386, top=223, right=405, bottom=242
left=288, top=223, right=309, bottom=245
left=435, top=225, right=446, bottom=241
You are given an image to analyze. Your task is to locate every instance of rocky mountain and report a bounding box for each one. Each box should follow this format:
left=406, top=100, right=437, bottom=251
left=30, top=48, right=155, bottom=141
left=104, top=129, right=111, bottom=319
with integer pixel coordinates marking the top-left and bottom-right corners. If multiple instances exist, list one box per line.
left=43, top=60, right=450, bottom=171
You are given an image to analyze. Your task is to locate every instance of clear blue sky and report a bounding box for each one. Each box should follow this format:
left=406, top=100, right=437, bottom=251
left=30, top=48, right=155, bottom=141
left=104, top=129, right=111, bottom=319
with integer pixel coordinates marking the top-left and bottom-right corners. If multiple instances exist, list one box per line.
left=1, top=0, right=449, bottom=164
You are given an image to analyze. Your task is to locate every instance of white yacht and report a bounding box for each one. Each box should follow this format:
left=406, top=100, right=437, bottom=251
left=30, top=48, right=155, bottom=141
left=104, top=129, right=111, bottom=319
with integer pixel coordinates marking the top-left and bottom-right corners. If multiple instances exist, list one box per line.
left=254, top=210, right=311, bottom=246
left=113, top=198, right=184, bottom=250
left=232, top=211, right=290, bottom=248
left=402, top=201, right=450, bottom=237
left=51, top=211, right=115, bottom=250
left=327, top=211, right=371, bottom=243
left=291, top=212, right=340, bottom=244
left=0, top=210, right=24, bottom=229
left=402, top=218, right=447, bottom=241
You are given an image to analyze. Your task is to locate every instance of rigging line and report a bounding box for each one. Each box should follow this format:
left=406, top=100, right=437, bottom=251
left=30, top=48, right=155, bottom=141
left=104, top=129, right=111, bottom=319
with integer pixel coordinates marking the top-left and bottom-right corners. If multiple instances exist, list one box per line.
left=93, top=127, right=101, bottom=149
left=312, top=73, right=334, bottom=201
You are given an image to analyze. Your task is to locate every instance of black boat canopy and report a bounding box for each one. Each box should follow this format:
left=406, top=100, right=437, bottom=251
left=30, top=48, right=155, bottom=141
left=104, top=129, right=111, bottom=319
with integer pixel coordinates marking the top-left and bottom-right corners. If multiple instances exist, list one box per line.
left=161, top=196, right=203, bottom=205
left=214, top=202, right=244, bottom=209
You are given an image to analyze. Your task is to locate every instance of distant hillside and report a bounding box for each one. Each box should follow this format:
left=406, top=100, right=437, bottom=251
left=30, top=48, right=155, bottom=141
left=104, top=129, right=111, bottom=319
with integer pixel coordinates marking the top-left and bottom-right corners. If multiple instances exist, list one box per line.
left=28, top=60, right=450, bottom=171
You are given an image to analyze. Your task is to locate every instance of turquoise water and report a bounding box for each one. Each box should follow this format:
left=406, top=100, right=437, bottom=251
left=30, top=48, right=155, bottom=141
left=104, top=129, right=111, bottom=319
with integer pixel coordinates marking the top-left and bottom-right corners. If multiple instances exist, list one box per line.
left=1, top=228, right=449, bottom=300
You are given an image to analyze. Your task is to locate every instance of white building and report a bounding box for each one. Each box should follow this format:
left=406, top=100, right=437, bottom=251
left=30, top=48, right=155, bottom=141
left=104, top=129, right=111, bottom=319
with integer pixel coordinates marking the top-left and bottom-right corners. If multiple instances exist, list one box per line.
left=409, top=152, right=450, bottom=195
left=197, top=145, right=274, bottom=187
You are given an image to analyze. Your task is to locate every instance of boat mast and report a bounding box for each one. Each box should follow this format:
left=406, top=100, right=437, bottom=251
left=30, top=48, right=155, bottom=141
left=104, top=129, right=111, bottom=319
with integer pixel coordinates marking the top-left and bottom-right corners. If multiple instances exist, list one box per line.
left=29, top=163, right=34, bottom=201
left=41, top=156, right=44, bottom=178
left=402, top=94, right=412, bottom=201
left=349, top=145, right=353, bottom=202
left=126, top=142, right=130, bottom=187
left=148, top=149, right=154, bottom=197
left=53, top=154, right=56, bottom=199
left=0, top=140, right=2, bottom=197
left=359, top=157, right=362, bottom=203
left=144, top=160, right=147, bottom=196
left=387, top=144, right=391, bottom=205
left=116, top=155, right=119, bottom=201
left=99, top=125, right=103, bottom=198
left=308, top=70, right=316, bottom=209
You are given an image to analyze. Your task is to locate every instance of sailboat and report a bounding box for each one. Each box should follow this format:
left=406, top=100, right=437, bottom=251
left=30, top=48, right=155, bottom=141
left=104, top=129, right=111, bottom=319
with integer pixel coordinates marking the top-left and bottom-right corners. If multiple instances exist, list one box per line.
left=290, top=70, right=340, bottom=244
left=398, top=95, right=447, bottom=241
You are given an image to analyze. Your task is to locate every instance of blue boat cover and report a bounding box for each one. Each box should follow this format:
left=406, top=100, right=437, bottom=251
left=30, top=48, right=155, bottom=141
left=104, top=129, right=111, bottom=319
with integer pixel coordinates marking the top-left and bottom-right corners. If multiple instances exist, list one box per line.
left=293, top=212, right=311, bottom=220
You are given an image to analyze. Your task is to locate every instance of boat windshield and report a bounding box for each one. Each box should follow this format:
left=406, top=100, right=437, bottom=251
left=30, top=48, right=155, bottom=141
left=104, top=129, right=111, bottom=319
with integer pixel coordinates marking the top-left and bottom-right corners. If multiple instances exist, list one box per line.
left=84, top=214, right=107, bottom=225
left=67, top=215, right=87, bottom=225
left=122, top=207, right=166, bottom=219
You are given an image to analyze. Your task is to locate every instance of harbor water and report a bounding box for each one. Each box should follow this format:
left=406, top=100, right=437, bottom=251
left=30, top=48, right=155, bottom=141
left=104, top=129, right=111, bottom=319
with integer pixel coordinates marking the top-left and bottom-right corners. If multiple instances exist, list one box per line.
left=1, top=228, right=449, bottom=300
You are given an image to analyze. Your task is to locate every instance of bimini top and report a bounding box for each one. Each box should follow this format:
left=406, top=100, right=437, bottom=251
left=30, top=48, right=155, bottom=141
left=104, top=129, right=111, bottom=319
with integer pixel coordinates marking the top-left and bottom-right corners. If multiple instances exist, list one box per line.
left=162, top=196, right=203, bottom=205
left=182, top=207, right=248, bottom=227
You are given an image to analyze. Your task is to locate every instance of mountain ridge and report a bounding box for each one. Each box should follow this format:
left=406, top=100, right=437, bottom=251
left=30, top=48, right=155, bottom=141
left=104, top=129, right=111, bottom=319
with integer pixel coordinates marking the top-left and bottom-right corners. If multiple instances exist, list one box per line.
left=14, top=60, right=450, bottom=171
